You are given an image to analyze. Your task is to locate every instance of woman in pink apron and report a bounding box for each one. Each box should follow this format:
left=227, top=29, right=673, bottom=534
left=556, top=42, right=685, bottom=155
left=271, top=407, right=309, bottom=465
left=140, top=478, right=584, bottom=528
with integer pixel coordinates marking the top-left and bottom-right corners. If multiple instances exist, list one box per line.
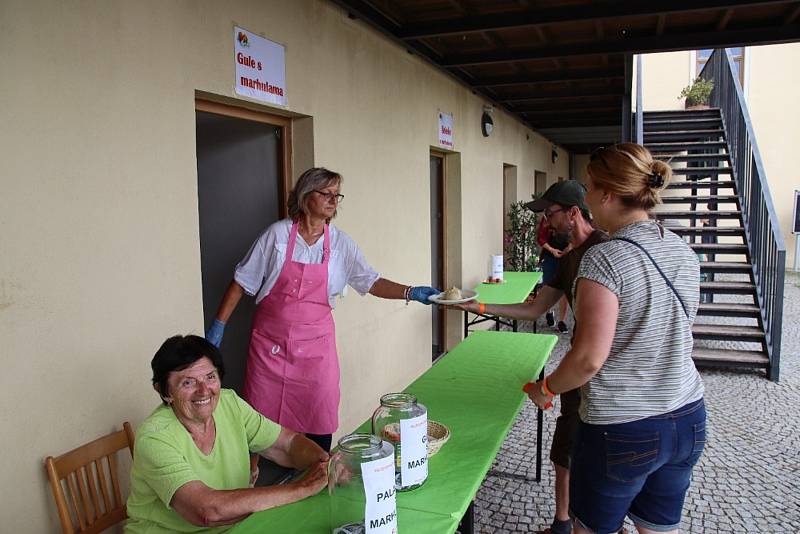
left=206, top=167, right=438, bottom=451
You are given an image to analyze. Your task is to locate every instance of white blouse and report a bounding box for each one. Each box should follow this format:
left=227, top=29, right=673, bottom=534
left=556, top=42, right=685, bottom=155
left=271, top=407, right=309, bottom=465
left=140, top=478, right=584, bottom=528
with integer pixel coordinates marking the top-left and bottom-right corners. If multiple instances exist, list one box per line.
left=234, top=219, right=381, bottom=308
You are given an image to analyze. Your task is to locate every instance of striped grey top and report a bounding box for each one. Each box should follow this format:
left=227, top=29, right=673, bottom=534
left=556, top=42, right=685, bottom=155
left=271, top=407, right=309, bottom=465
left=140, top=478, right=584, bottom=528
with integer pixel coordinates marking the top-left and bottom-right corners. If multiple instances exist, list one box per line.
left=574, top=220, right=704, bottom=425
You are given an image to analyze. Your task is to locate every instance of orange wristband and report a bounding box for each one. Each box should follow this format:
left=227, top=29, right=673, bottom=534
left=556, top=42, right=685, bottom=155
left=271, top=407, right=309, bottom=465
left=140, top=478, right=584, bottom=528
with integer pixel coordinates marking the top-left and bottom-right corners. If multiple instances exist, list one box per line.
left=479, top=303, right=486, bottom=314
left=541, top=376, right=556, bottom=397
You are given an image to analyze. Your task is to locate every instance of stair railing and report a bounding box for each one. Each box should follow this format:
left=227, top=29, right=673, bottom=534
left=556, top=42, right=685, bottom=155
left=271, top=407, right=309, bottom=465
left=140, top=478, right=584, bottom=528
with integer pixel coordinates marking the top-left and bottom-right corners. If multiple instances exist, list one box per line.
left=699, top=49, right=786, bottom=381
left=634, top=55, right=643, bottom=145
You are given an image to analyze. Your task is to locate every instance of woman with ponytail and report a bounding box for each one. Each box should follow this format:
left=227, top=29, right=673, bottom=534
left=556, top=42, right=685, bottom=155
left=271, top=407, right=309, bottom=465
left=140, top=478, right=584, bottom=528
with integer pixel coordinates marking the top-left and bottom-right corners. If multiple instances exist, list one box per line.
left=526, top=144, right=705, bottom=534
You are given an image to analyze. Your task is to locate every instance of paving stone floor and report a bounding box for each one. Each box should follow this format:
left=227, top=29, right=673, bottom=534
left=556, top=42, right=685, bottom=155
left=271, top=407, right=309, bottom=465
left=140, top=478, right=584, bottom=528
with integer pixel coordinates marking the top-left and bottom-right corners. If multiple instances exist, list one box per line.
left=473, top=272, right=800, bottom=533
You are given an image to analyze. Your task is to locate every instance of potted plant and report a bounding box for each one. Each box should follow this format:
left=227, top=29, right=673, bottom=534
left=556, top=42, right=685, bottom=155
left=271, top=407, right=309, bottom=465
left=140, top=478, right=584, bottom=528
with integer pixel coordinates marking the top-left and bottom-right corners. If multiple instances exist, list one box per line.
left=679, top=77, right=714, bottom=110
left=503, top=200, right=540, bottom=272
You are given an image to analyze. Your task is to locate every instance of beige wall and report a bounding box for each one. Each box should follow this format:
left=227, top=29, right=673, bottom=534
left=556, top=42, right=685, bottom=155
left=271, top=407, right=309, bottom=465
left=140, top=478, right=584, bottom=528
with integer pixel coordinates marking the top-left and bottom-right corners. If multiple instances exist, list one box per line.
left=639, top=46, right=798, bottom=267
left=0, top=1, right=567, bottom=530
left=638, top=51, right=693, bottom=111
left=747, top=43, right=800, bottom=268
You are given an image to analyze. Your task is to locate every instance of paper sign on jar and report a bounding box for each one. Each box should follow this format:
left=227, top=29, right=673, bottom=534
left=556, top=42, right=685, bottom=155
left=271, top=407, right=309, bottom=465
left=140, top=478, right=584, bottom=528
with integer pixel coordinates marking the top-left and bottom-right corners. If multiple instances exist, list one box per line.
left=491, top=255, right=504, bottom=281
left=400, top=413, right=428, bottom=486
left=362, top=454, right=398, bottom=534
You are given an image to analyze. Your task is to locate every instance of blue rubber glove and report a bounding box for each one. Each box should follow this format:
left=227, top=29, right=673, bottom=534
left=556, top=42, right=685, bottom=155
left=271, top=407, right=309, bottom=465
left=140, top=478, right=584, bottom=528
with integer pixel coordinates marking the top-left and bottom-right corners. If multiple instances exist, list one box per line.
left=205, top=319, right=226, bottom=348
left=410, top=286, right=440, bottom=305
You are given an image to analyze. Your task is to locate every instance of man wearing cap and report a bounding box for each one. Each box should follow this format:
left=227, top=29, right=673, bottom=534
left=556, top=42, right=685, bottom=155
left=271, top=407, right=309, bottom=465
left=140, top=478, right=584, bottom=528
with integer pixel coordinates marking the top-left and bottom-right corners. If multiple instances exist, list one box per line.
left=457, top=180, right=608, bottom=534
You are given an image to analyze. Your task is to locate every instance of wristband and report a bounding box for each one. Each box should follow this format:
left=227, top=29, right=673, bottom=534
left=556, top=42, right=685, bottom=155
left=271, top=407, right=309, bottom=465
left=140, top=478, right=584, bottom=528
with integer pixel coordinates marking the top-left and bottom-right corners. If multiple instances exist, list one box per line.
left=479, top=303, right=486, bottom=314
left=541, top=376, right=556, bottom=397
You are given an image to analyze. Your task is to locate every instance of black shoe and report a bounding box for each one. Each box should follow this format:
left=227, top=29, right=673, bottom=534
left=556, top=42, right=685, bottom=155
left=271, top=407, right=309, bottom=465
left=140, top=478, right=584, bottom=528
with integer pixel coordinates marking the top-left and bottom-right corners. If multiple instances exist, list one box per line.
left=546, top=311, right=556, bottom=327
left=557, top=321, right=569, bottom=334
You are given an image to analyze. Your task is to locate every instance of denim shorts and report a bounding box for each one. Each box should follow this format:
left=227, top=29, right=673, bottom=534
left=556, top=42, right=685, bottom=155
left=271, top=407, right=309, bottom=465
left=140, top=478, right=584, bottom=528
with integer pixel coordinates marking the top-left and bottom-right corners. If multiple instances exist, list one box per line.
left=570, top=399, right=706, bottom=534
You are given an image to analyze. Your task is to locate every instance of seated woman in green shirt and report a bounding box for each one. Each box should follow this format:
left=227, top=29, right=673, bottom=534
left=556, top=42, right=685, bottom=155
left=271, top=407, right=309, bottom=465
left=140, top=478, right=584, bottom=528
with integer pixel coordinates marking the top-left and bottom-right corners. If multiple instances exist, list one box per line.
left=126, top=335, right=329, bottom=533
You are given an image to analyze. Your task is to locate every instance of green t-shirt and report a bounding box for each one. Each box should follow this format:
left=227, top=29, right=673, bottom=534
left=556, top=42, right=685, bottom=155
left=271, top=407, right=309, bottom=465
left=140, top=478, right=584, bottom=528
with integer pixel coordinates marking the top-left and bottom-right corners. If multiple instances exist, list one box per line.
left=125, top=389, right=281, bottom=533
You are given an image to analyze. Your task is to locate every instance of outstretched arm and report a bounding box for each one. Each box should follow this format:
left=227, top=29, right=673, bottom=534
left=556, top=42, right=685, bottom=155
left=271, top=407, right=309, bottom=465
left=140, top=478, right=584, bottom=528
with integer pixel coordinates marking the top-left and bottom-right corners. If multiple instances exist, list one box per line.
left=170, top=429, right=328, bottom=527
left=368, top=278, right=439, bottom=305
left=455, top=284, right=564, bottom=321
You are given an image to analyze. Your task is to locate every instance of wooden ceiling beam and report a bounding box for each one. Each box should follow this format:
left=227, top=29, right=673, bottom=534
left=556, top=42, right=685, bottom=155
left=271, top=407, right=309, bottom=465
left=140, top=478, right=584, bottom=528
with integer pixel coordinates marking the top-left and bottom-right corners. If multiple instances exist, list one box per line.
left=656, top=14, right=667, bottom=35
left=442, top=24, right=800, bottom=66
left=472, top=69, right=624, bottom=88
left=521, top=106, right=621, bottom=116
left=529, top=116, right=622, bottom=128
left=785, top=3, right=800, bottom=23
left=504, top=92, right=625, bottom=105
left=395, top=0, right=797, bottom=40
left=499, top=87, right=623, bottom=103
left=717, top=8, right=735, bottom=30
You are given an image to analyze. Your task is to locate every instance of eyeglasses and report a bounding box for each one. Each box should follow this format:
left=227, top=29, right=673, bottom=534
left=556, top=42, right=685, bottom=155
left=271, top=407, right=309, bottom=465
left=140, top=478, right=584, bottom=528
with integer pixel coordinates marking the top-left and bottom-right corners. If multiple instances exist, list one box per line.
left=543, top=207, right=565, bottom=219
left=314, top=190, right=345, bottom=203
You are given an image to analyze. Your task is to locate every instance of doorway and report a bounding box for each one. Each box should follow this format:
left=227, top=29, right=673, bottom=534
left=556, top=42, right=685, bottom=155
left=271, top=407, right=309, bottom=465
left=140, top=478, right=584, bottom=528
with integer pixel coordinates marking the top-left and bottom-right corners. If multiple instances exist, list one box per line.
left=430, top=152, right=446, bottom=361
left=503, top=164, right=517, bottom=239
left=534, top=170, right=548, bottom=196
left=195, top=101, right=290, bottom=393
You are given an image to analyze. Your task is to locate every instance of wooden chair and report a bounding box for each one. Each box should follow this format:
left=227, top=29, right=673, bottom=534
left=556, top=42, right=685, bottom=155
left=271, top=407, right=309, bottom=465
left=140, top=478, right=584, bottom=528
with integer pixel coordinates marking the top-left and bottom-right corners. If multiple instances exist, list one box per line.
left=45, top=422, right=135, bottom=534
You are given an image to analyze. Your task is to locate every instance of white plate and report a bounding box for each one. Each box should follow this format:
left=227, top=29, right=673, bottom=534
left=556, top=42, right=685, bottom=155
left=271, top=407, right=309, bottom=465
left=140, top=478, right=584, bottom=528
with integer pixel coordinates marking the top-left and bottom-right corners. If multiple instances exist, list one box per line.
left=428, top=289, right=478, bottom=305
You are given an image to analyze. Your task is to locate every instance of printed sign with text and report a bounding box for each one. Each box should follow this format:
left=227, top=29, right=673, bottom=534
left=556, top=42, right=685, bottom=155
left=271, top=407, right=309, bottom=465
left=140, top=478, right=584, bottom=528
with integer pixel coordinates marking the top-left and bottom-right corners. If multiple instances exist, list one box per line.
left=234, top=26, right=287, bottom=106
left=438, top=112, right=454, bottom=149
left=400, top=413, right=428, bottom=487
left=362, top=454, right=398, bottom=534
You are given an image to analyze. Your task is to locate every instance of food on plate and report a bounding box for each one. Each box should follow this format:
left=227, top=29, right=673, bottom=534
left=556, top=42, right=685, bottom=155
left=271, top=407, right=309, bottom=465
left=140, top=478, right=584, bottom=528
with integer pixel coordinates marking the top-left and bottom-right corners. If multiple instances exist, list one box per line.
left=442, top=287, right=463, bottom=300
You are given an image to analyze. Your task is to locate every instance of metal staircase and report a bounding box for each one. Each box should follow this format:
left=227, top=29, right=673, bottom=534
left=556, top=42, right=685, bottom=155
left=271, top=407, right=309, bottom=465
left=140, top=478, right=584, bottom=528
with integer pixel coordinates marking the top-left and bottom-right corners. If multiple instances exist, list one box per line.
left=643, top=107, right=772, bottom=374
left=632, top=49, right=785, bottom=381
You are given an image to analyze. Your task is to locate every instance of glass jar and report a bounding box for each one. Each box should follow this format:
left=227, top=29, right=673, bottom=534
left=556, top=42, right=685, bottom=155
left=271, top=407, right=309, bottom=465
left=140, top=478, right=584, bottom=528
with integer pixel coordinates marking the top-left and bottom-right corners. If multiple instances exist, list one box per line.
left=328, top=433, right=397, bottom=534
left=371, top=393, right=428, bottom=491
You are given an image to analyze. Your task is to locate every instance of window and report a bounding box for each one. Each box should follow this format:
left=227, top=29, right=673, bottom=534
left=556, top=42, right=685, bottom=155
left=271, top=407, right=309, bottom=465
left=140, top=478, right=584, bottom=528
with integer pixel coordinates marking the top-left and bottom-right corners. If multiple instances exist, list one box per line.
left=696, top=48, right=744, bottom=85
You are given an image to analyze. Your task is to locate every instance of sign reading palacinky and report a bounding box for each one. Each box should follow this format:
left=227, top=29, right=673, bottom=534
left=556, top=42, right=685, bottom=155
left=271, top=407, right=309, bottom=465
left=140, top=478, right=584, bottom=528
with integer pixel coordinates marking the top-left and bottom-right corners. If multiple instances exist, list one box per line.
left=234, top=26, right=287, bottom=106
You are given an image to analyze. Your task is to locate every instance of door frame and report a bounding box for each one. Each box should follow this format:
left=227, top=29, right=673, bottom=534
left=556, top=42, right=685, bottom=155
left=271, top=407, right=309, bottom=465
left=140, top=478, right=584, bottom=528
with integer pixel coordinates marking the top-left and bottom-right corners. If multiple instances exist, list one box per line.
left=430, top=149, right=448, bottom=289
left=195, top=99, right=293, bottom=217
left=430, top=149, right=448, bottom=360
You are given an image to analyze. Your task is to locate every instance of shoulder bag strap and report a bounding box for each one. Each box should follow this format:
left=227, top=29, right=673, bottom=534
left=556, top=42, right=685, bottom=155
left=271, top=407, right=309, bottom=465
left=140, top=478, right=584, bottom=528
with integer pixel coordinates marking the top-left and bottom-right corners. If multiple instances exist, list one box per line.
left=612, top=237, right=690, bottom=320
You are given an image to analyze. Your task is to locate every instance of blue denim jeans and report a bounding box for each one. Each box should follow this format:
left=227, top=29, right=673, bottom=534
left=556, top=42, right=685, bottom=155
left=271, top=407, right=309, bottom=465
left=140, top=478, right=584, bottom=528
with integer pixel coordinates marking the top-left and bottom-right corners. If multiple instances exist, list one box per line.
left=570, top=399, right=707, bottom=533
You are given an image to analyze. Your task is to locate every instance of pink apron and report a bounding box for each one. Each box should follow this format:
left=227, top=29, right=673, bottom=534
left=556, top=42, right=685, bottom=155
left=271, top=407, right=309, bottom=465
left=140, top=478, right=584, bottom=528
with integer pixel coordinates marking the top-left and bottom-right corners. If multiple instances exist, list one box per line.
left=243, top=221, right=339, bottom=435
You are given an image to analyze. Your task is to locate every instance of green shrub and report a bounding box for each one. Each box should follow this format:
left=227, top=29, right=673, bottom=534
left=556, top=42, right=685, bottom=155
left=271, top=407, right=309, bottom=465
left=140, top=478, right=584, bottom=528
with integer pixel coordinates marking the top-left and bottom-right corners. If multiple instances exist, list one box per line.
left=679, top=77, right=715, bottom=106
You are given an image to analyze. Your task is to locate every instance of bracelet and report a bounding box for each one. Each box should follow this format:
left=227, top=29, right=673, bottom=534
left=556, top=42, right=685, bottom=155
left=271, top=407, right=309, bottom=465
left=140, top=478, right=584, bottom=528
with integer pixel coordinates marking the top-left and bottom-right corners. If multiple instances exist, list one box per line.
left=541, top=376, right=556, bottom=397
left=479, top=303, right=486, bottom=314
left=404, top=286, right=412, bottom=305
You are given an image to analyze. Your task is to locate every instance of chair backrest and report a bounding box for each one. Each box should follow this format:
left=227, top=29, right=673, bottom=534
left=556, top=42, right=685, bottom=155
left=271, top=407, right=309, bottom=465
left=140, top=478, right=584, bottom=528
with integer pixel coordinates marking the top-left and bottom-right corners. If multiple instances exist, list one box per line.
left=45, top=422, right=135, bottom=534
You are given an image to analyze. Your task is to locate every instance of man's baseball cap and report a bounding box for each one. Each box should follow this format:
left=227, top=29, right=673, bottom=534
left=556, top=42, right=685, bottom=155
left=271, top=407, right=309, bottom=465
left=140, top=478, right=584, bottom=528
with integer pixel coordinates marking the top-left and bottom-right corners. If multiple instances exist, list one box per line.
left=525, top=180, right=589, bottom=216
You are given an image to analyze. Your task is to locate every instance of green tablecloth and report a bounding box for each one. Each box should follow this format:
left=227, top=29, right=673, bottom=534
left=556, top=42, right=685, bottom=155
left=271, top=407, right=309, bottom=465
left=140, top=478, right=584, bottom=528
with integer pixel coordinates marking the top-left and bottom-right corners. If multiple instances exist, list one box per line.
left=473, top=271, right=542, bottom=304
left=230, top=330, right=557, bottom=534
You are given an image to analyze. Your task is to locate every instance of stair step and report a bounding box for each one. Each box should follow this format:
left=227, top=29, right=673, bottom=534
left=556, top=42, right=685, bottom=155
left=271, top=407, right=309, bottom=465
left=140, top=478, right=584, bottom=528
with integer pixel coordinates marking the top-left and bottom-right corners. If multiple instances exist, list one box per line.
left=646, top=141, right=727, bottom=153
left=654, top=210, right=741, bottom=219
left=644, top=109, right=721, bottom=119
left=697, top=302, right=760, bottom=317
left=644, top=130, right=725, bottom=141
left=700, top=281, right=755, bottom=294
left=699, top=261, right=752, bottom=273
left=661, top=195, right=738, bottom=203
left=690, top=243, right=748, bottom=254
left=670, top=167, right=732, bottom=175
left=656, top=153, right=731, bottom=163
left=643, top=119, right=722, bottom=131
left=693, top=324, right=765, bottom=341
left=669, top=226, right=744, bottom=236
left=692, top=347, right=769, bottom=367
left=666, top=181, right=736, bottom=190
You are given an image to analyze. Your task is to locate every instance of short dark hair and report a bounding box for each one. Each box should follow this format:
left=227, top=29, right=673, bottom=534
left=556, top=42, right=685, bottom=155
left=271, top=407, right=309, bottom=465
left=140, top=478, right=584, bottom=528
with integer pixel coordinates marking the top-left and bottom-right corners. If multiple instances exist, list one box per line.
left=151, top=335, right=225, bottom=404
